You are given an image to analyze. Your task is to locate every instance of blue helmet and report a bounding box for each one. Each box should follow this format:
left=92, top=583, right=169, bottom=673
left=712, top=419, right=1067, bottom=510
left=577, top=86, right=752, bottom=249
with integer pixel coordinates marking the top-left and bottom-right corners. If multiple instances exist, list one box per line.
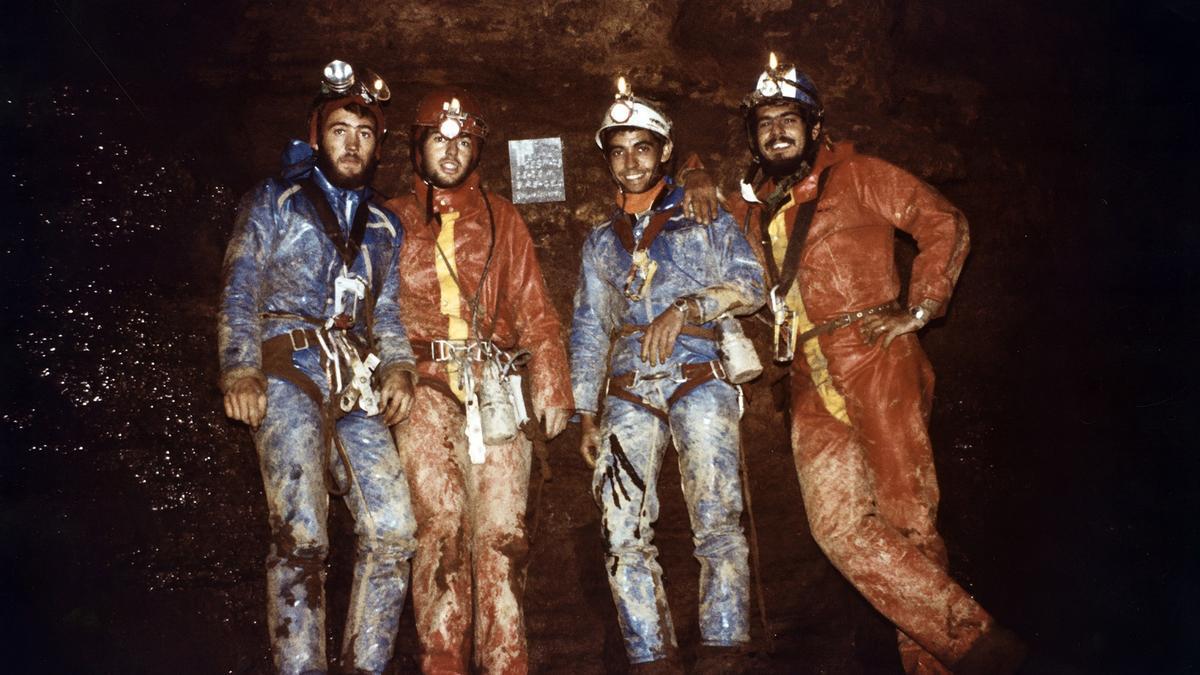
left=741, top=53, right=824, bottom=162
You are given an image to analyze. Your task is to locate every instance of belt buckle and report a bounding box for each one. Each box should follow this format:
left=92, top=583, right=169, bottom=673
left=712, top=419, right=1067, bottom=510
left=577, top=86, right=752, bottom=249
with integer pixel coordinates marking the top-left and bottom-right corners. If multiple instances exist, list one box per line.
left=670, top=362, right=687, bottom=383
left=431, top=340, right=451, bottom=362
left=289, top=328, right=309, bottom=351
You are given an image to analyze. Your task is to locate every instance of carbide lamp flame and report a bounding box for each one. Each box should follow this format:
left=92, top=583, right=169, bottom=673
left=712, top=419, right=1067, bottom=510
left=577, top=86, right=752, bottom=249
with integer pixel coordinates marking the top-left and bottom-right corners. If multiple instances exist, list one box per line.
left=608, top=75, right=634, bottom=123
left=323, top=60, right=355, bottom=93
left=757, top=52, right=782, bottom=97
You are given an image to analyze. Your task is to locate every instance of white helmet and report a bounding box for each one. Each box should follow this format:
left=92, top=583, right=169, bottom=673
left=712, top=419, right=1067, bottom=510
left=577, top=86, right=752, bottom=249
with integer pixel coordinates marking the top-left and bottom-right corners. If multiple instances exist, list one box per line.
left=595, top=76, right=672, bottom=149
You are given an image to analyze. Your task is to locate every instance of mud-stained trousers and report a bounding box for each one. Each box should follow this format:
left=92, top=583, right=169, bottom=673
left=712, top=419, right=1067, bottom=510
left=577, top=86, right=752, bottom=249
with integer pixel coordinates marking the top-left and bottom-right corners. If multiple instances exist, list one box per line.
left=593, top=377, right=750, bottom=665
left=790, top=331, right=993, bottom=673
left=254, top=348, right=418, bottom=675
left=392, top=384, right=532, bottom=674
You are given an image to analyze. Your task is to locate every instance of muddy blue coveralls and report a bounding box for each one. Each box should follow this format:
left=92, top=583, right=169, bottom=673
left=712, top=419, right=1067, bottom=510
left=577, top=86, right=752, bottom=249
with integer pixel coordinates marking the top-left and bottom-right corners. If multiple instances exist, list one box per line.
left=218, top=144, right=418, bottom=674
left=570, top=181, right=766, bottom=664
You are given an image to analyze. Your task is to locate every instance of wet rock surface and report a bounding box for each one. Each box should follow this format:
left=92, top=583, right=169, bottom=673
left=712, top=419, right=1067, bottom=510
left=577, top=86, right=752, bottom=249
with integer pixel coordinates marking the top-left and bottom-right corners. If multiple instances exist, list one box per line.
left=4, top=1, right=1197, bottom=673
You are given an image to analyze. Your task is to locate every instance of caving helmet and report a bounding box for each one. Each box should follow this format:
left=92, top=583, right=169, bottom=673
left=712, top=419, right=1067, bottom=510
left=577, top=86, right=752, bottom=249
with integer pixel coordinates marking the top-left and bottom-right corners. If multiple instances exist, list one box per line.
left=595, top=76, right=673, bottom=150
left=412, top=87, right=489, bottom=142
left=307, top=59, right=391, bottom=158
left=741, top=52, right=823, bottom=164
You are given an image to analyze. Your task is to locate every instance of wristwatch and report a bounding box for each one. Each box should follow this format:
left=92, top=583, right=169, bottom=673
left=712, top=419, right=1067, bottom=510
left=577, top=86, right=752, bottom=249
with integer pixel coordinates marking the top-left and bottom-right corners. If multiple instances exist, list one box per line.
left=672, top=297, right=693, bottom=319
left=908, top=305, right=929, bottom=324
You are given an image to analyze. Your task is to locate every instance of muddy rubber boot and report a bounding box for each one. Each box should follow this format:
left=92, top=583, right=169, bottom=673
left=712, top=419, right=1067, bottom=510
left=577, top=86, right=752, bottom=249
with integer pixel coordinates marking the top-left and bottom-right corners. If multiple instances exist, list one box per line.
left=692, top=645, right=750, bottom=675
left=954, top=626, right=1028, bottom=675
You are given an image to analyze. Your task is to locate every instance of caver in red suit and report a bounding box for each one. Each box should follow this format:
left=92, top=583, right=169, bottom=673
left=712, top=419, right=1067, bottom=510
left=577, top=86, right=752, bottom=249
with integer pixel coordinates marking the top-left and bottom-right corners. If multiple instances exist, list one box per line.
left=727, top=56, right=1025, bottom=675
left=386, top=87, right=572, bottom=674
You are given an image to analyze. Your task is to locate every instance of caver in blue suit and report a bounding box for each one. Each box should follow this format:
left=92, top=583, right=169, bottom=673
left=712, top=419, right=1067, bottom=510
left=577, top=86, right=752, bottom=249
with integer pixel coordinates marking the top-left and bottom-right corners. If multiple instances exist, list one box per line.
left=570, top=180, right=766, bottom=664
left=219, top=142, right=417, bottom=674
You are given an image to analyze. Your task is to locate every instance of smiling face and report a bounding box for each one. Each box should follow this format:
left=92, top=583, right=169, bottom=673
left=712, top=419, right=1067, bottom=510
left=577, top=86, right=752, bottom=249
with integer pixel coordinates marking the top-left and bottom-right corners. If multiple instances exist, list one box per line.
left=753, top=102, right=821, bottom=175
left=604, top=128, right=672, bottom=194
left=317, top=107, right=378, bottom=189
left=419, top=129, right=479, bottom=189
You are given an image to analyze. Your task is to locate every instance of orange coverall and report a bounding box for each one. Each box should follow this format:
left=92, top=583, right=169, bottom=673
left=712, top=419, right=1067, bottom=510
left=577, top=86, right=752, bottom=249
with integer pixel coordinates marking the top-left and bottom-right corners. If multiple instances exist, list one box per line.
left=386, top=171, right=572, bottom=674
left=732, top=141, right=991, bottom=673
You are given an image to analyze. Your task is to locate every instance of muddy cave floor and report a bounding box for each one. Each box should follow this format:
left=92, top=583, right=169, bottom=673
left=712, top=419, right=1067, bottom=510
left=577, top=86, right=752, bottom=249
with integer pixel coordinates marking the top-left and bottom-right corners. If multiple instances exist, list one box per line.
left=4, top=13, right=1199, bottom=673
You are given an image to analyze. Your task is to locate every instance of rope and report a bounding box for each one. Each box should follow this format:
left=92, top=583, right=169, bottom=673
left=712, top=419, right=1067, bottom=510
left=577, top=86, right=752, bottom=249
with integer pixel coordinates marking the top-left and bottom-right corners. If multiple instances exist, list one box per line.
left=739, top=435, right=774, bottom=653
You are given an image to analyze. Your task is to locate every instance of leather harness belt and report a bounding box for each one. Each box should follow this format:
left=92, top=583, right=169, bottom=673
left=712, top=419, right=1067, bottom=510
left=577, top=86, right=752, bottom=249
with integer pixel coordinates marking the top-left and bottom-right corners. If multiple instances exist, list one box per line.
left=796, top=300, right=899, bottom=344
left=261, top=329, right=325, bottom=407
left=408, top=338, right=502, bottom=364
left=605, top=360, right=727, bottom=423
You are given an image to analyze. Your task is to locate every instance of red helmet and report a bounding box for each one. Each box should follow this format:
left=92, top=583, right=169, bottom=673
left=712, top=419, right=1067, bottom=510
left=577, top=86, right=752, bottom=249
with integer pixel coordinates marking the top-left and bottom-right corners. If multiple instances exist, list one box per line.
left=412, top=87, right=489, bottom=141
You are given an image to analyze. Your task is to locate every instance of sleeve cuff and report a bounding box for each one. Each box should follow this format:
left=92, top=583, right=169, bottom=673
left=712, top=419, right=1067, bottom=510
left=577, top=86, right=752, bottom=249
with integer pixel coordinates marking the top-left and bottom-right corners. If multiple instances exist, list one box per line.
left=379, top=360, right=419, bottom=386
left=220, top=366, right=266, bottom=394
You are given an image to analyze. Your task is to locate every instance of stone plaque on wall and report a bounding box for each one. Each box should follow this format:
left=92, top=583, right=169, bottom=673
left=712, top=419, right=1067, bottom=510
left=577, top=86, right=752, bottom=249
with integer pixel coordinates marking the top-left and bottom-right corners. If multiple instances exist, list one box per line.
left=508, top=137, right=566, bottom=204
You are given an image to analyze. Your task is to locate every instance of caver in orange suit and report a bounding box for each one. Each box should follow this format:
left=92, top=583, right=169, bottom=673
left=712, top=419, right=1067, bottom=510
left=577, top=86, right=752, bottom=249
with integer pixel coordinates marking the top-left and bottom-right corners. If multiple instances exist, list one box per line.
left=730, top=56, right=1021, bottom=674
left=386, top=88, right=572, bottom=674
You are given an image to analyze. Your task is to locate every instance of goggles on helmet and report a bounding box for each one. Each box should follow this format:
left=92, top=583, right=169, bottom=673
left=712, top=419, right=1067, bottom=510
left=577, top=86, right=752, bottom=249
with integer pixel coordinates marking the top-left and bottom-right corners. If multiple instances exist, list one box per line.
left=742, top=52, right=822, bottom=119
left=595, top=76, right=672, bottom=149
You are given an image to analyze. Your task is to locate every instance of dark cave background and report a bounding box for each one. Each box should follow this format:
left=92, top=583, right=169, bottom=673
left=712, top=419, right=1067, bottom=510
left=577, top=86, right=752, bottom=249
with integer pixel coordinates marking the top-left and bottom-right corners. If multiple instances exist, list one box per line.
left=2, top=1, right=1197, bottom=672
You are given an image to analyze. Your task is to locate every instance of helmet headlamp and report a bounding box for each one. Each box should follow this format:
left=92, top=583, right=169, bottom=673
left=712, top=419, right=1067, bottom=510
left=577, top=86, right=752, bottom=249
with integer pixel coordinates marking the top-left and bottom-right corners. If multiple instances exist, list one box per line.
left=319, top=60, right=390, bottom=105
left=744, top=52, right=822, bottom=116
left=323, top=60, right=355, bottom=93
left=595, top=76, right=672, bottom=149
left=608, top=101, right=634, bottom=124
left=607, top=76, right=635, bottom=123
left=412, top=88, right=489, bottom=144
left=437, top=97, right=467, bottom=139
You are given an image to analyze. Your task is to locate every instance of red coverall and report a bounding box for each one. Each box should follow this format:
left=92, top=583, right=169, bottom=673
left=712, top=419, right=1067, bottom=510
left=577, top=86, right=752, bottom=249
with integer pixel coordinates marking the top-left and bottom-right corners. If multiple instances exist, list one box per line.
left=386, top=172, right=572, bottom=674
left=732, top=142, right=989, bottom=673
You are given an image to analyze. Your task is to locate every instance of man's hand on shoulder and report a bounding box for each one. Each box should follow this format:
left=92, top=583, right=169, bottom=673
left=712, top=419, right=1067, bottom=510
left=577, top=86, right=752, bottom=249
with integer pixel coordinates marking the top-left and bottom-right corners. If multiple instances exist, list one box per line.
left=381, top=368, right=415, bottom=426
left=680, top=168, right=722, bottom=224
left=224, top=376, right=267, bottom=428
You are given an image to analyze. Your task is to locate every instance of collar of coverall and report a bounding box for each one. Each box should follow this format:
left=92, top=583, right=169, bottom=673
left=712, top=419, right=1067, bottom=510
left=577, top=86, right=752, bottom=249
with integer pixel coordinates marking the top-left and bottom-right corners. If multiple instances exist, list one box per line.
left=756, top=140, right=853, bottom=202
left=412, top=170, right=484, bottom=215
left=616, top=177, right=669, bottom=215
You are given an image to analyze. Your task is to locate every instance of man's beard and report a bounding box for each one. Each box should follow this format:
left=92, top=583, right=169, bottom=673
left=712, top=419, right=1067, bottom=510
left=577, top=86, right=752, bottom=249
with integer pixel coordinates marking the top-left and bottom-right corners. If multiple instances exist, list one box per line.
left=758, top=138, right=806, bottom=178
left=318, top=147, right=377, bottom=190
left=761, top=153, right=809, bottom=178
